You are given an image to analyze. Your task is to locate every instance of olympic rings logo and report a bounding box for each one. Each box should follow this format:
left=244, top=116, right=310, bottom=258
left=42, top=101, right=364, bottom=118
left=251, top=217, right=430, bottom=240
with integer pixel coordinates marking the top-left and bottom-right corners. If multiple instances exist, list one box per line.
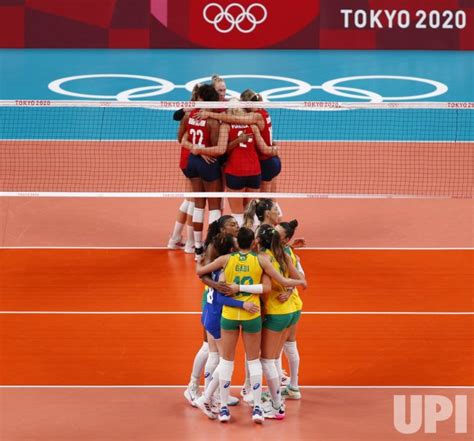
left=203, top=3, right=267, bottom=34
left=48, top=74, right=449, bottom=108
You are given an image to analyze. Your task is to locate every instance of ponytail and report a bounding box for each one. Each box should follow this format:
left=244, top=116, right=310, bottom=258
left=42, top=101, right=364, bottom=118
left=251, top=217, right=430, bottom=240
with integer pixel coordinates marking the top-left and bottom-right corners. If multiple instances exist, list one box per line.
left=243, top=199, right=258, bottom=229
left=270, top=229, right=287, bottom=274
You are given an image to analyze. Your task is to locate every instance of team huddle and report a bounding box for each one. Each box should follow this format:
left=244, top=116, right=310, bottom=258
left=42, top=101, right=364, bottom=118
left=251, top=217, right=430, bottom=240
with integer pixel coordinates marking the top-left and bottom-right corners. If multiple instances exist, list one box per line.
left=189, top=206, right=306, bottom=423
left=168, top=77, right=306, bottom=424
left=167, top=75, right=283, bottom=256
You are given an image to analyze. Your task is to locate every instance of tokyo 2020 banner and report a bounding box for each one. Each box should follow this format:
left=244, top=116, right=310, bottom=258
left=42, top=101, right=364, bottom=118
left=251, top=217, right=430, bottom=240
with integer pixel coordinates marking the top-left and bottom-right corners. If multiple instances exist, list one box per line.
left=0, top=0, right=472, bottom=49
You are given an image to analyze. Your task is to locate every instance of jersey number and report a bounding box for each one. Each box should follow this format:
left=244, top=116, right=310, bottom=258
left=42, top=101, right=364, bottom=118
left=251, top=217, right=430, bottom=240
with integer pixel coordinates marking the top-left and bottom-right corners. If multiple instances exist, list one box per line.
left=237, top=130, right=252, bottom=148
left=207, top=287, right=214, bottom=304
left=190, top=128, right=204, bottom=147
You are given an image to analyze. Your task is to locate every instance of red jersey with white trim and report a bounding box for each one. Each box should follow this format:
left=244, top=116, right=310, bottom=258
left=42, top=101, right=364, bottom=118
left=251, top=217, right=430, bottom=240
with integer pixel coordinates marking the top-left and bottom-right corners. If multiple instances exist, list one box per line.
left=254, top=108, right=273, bottom=161
left=225, top=124, right=261, bottom=176
left=179, top=109, right=212, bottom=169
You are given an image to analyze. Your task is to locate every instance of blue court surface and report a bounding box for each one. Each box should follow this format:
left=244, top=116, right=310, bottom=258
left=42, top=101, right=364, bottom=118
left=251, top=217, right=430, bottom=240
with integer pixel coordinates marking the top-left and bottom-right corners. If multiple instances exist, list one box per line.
left=0, top=49, right=473, bottom=141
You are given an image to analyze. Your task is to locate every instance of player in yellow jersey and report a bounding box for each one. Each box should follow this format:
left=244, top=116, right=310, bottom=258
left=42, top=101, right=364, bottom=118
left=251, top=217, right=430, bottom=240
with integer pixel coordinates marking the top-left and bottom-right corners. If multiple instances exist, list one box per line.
left=276, top=220, right=305, bottom=400
left=256, top=224, right=305, bottom=419
left=194, top=227, right=306, bottom=424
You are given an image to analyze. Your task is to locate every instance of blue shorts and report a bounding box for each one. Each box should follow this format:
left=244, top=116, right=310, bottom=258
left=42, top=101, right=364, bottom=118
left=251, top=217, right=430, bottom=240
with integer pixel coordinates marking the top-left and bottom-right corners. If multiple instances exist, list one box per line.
left=260, top=156, right=281, bottom=182
left=201, top=305, right=222, bottom=340
left=225, top=173, right=261, bottom=190
left=185, top=155, right=221, bottom=182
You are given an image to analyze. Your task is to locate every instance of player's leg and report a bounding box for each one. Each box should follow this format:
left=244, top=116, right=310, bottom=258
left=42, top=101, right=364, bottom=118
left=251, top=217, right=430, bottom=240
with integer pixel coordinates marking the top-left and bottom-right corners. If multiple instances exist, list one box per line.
left=203, top=177, right=222, bottom=224
left=241, top=317, right=264, bottom=423
left=282, top=312, right=302, bottom=400
left=184, top=325, right=209, bottom=407
left=167, top=199, right=188, bottom=249
left=261, top=314, right=291, bottom=419
left=195, top=320, right=239, bottom=421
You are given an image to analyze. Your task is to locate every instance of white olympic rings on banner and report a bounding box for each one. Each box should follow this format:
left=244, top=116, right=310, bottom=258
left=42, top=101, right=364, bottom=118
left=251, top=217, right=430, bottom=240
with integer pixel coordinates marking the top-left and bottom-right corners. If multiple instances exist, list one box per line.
left=203, top=3, right=267, bottom=34
left=48, top=73, right=449, bottom=105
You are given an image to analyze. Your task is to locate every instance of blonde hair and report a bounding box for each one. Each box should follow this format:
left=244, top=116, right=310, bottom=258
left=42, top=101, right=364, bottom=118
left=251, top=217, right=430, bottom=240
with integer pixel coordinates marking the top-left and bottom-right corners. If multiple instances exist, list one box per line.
left=211, top=74, right=224, bottom=86
left=227, top=97, right=244, bottom=115
left=241, top=88, right=262, bottom=102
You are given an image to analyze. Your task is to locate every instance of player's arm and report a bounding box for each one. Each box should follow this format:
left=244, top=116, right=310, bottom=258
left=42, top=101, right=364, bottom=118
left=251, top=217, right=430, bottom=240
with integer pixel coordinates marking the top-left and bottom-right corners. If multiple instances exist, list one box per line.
left=251, top=125, right=278, bottom=156
left=215, top=291, right=260, bottom=313
left=196, top=254, right=230, bottom=276
left=258, top=253, right=307, bottom=288
left=227, top=131, right=252, bottom=153
left=198, top=110, right=264, bottom=130
left=286, top=253, right=305, bottom=280
left=191, top=123, right=229, bottom=157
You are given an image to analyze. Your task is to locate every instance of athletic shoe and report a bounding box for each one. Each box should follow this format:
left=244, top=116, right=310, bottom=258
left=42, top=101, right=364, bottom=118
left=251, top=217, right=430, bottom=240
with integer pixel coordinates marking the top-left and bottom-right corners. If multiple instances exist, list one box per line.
left=227, top=395, right=240, bottom=406
left=210, top=395, right=220, bottom=414
left=184, top=382, right=201, bottom=407
left=263, top=400, right=285, bottom=420
left=281, top=369, right=290, bottom=386
left=167, top=238, right=185, bottom=250
left=281, top=385, right=301, bottom=400
left=252, top=405, right=264, bottom=424
left=218, top=406, right=231, bottom=422
left=194, top=396, right=217, bottom=420
left=184, top=242, right=195, bottom=254
left=240, top=386, right=254, bottom=406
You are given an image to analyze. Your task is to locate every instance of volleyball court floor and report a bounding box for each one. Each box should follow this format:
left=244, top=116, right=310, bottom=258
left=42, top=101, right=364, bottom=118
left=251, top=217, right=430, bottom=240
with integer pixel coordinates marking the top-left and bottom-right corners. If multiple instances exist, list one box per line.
left=0, top=49, right=473, bottom=440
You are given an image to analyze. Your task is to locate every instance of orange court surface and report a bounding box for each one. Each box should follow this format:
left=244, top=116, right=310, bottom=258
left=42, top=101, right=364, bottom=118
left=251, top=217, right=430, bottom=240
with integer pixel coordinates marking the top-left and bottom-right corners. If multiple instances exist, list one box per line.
left=1, top=195, right=473, bottom=440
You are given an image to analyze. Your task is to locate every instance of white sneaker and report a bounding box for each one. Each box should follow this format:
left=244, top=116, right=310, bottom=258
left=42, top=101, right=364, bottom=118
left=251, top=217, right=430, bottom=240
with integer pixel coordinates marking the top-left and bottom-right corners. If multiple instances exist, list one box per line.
left=184, top=242, right=195, bottom=254
left=167, top=238, right=185, bottom=250
left=281, top=385, right=301, bottom=400
left=194, top=396, right=217, bottom=420
left=218, top=406, right=231, bottom=422
left=263, top=400, right=285, bottom=420
left=184, top=383, right=201, bottom=407
left=240, top=386, right=254, bottom=406
left=227, top=395, right=240, bottom=406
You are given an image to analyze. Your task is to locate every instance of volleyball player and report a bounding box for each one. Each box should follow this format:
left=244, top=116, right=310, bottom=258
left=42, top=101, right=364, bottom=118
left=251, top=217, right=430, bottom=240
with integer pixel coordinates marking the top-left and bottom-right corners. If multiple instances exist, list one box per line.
left=243, top=198, right=280, bottom=231
left=257, top=224, right=304, bottom=418
left=225, top=111, right=276, bottom=226
left=211, top=74, right=227, bottom=102
left=181, top=84, right=223, bottom=256
left=194, top=227, right=306, bottom=423
left=184, top=215, right=240, bottom=407
left=198, top=89, right=282, bottom=215
left=277, top=220, right=304, bottom=400
left=168, top=83, right=200, bottom=253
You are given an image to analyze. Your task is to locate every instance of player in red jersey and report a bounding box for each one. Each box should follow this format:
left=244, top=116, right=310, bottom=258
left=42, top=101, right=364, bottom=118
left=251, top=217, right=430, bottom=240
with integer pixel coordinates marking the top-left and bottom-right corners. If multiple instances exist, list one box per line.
left=168, top=84, right=200, bottom=252
left=223, top=105, right=277, bottom=226
left=181, top=84, right=223, bottom=256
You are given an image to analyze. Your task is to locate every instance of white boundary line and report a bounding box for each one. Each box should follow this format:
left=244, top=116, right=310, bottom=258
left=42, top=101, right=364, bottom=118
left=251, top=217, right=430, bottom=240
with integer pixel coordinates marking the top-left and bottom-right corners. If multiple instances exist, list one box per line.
left=0, top=311, right=472, bottom=315
left=0, top=385, right=472, bottom=389
left=1, top=247, right=472, bottom=250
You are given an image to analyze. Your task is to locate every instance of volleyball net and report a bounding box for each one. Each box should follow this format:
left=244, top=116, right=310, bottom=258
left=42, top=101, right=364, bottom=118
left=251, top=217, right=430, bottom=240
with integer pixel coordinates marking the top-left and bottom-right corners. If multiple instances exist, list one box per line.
left=0, top=100, right=472, bottom=198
